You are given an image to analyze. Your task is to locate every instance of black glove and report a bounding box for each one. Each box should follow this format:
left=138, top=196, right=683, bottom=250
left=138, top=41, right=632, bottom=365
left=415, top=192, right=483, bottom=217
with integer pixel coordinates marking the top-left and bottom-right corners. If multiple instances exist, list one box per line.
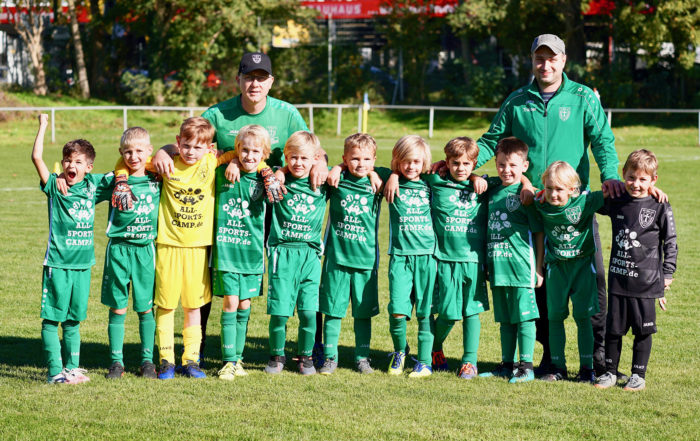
left=111, top=174, right=136, bottom=211
left=261, top=167, right=287, bottom=203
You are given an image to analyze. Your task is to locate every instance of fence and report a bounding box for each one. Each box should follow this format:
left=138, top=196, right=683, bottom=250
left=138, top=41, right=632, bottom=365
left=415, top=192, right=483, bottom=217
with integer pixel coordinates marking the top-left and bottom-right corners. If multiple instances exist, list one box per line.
left=1, top=104, right=699, bottom=144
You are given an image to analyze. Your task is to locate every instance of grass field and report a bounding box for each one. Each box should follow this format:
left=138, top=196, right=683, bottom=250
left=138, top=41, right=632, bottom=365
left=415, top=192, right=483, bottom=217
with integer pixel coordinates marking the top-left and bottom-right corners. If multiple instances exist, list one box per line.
left=1, top=92, right=699, bottom=440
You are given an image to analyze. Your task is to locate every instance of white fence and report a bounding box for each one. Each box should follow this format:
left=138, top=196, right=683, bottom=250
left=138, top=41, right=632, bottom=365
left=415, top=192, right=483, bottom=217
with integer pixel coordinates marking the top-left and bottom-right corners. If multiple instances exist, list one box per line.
left=1, top=104, right=699, bottom=144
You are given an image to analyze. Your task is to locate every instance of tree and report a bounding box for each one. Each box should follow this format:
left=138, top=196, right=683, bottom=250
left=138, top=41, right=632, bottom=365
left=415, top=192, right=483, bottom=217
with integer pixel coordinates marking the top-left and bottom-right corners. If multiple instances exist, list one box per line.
left=65, top=0, right=90, bottom=98
left=7, top=1, right=49, bottom=95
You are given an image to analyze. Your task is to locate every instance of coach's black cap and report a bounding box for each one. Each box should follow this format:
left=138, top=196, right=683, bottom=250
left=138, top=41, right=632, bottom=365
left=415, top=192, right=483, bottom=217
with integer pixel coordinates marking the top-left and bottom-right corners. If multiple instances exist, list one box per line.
left=239, top=52, right=273, bottom=76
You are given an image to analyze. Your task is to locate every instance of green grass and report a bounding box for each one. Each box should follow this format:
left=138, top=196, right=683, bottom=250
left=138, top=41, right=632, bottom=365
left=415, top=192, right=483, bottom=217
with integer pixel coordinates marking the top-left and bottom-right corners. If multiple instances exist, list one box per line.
left=1, top=92, right=699, bottom=440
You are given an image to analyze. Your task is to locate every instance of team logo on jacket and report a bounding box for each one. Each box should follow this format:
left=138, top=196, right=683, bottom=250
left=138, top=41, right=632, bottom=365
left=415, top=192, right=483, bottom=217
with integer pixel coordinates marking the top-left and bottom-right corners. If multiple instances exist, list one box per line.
left=505, top=194, right=520, bottom=212
left=639, top=208, right=656, bottom=228
left=565, top=206, right=582, bottom=224
left=559, top=107, right=571, bottom=122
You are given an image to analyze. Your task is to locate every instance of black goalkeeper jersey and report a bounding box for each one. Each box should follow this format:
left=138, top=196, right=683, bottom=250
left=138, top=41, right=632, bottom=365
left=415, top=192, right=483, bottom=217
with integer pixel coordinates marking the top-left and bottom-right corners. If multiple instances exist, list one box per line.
left=598, top=194, right=677, bottom=298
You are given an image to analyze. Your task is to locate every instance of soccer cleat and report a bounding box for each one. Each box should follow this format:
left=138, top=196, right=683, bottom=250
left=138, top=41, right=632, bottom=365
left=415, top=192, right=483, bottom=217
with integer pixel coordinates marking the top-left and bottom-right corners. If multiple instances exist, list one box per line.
left=594, top=372, right=617, bottom=389
left=616, top=370, right=630, bottom=385
left=47, top=371, right=70, bottom=384
left=312, top=342, right=324, bottom=369
left=264, top=355, right=286, bottom=375
left=408, top=360, right=433, bottom=378
left=158, top=360, right=176, bottom=380
left=65, top=368, right=90, bottom=384
left=233, top=361, right=248, bottom=377
left=218, top=362, right=236, bottom=381
left=534, top=360, right=553, bottom=378
left=140, top=361, right=157, bottom=379
left=457, top=362, right=478, bottom=380
left=509, top=366, right=535, bottom=383
left=541, top=367, right=568, bottom=382
left=623, top=374, right=646, bottom=391
left=356, top=358, right=374, bottom=375
left=431, top=350, right=449, bottom=372
left=388, top=351, right=406, bottom=376
left=296, top=356, right=316, bottom=375
left=105, top=362, right=125, bottom=380
left=182, top=360, right=206, bottom=379
left=479, top=362, right=516, bottom=378
left=577, top=367, right=596, bottom=384
left=319, top=358, right=338, bottom=375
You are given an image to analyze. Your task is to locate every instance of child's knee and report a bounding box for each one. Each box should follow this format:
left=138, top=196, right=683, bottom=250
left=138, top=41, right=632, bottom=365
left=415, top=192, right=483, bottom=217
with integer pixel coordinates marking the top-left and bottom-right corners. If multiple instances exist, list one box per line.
left=111, top=307, right=127, bottom=315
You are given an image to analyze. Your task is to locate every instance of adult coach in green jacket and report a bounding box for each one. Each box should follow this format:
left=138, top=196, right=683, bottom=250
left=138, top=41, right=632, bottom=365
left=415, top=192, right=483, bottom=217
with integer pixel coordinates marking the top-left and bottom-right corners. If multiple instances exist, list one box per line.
left=475, top=34, right=625, bottom=377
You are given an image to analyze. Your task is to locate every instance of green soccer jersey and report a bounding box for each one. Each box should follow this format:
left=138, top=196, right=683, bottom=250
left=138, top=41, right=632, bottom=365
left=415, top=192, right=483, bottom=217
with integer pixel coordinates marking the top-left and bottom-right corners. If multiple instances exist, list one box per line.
left=101, top=173, right=161, bottom=245
left=268, top=174, right=328, bottom=253
left=424, top=174, right=500, bottom=262
left=202, top=95, right=309, bottom=167
left=535, top=191, right=604, bottom=263
left=41, top=173, right=106, bottom=269
left=324, top=167, right=392, bottom=270
left=487, top=184, right=542, bottom=287
left=212, top=167, right=267, bottom=274
left=388, top=177, right=435, bottom=256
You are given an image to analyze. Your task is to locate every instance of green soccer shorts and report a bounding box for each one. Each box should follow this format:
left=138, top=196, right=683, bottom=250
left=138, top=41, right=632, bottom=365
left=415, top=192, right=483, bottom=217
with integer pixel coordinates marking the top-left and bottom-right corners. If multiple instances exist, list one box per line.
left=491, top=286, right=539, bottom=324
left=41, top=266, right=91, bottom=322
left=434, top=260, right=489, bottom=320
left=546, top=257, right=600, bottom=321
left=388, top=254, right=437, bottom=318
left=267, top=245, right=321, bottom=317
left=213, top=268, right=263, bottom=301
left=319, top=257, right=379, bottom=319
left=101, top=240, right=155, bottom=312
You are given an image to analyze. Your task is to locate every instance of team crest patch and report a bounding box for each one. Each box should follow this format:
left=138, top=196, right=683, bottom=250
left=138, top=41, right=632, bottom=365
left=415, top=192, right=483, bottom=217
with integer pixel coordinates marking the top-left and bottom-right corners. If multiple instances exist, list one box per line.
left=639, top=208, right=656, bottom=228
left=506, top=194, right=520, bottom=212
left=252, top=54, right=262, bottom=64
left=565, top=206, right=582, bottom=224
left=559, top=107, right=571, bottom=122
left=249, top=181, right=264, bottom=201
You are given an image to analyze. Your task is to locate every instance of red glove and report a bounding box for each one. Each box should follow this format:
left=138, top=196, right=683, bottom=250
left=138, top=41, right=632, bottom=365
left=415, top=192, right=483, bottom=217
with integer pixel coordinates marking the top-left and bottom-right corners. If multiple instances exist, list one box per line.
left=261, top=168, right=287, bottom=203
left=111, top=174, right=136, bottom=211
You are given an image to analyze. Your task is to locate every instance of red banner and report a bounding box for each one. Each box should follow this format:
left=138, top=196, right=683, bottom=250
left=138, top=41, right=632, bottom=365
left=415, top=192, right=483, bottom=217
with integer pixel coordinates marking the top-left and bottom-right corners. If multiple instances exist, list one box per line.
left=301, top=0, right=459, bottom=19
left=1, top=5, right=90, bottom=25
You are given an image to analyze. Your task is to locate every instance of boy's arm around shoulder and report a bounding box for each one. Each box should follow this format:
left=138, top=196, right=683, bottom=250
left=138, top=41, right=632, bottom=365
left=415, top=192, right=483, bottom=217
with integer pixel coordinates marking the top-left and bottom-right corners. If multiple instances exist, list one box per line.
left=660, top=201, right=678, bottom=282
left=32, top=114, right=51, bottom=186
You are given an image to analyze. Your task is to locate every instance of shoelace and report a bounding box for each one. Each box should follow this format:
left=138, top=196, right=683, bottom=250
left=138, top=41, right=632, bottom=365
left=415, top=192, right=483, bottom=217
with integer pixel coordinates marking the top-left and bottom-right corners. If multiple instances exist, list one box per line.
left=389, top=352, right=404, bottom=368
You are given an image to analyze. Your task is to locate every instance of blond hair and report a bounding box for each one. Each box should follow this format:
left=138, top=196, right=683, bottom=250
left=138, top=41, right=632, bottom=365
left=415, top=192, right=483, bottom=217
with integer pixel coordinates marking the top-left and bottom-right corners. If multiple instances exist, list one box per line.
left=391, top=135, right=431, bottom=174
left=179, top=116, right=216, bottom=144
left=444, top=137, right=478, bottom=162
left=541, top=160, right=581, bottom=196
left=235, top=124, right=271, bottom=160
left=344, top=133, right=377, bottom=156
left=284, top=130, right=321, bottom=157
left=120, top=127, right=151, bottom=150
left=623, top=149, right=658, bottom=177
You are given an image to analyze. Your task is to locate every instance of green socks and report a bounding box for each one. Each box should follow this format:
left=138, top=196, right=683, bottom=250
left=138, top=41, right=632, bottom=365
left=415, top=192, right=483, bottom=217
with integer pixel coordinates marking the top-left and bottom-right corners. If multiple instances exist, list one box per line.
left=389, top=315, right=407, bottom=353
left=417, top=316, right=434, bottom=365
left=549, top=319, right=567, bottom=369
left=220, top=311, right=237, bottom=362
left=517, top=319, right=536, bottom=363
left=354, top=318, right=371, bottom=361
left=62, top=320, right=81, bottom=370
left=574, top=316, right=594, bottom=369
left=269, top=315, right=288, bottom=356
left=138, top=310, right=155, bottom=364
left=462, top=314, right=481, bottom=365
left=235, top=307, right=251, bottom=361
left=433, top=316, right=456, bottom=352
left=500, top=323, right=517, bottom=363
left=298, top=310, right=316, bottom=356
left=108, top=311, right=126, bottom=364
left=41, top=320, right=62, bottom=377
left=323, top=315, right=342, bottom=360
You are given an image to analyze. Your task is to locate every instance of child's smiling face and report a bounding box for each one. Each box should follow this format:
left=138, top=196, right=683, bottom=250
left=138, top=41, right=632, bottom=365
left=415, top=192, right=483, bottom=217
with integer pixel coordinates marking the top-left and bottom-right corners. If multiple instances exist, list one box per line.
left=343, top=146, right=376, bottom=179
left=398, top=157, right=423, bottom=181
left=62, top=152, right=93, bottom=186
left=496, top=152, right=528, bottom=186
left=237, top=140, right=265, bottom=173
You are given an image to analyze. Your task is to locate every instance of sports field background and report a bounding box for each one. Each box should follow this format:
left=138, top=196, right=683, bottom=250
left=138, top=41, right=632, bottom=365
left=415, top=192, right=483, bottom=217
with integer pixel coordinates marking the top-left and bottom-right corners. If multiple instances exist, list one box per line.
left=1, top=93, right=699, bottom=440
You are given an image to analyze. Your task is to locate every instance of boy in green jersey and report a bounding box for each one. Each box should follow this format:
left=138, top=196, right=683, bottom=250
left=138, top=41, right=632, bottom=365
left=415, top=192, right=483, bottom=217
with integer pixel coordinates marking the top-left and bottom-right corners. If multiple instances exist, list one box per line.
left=265, top=131, right=328, bottom=375
left=481, top=137, right=544, bottom=384
left=318, top=133, right=388, bottom=375
left=32, top=114, right=107, bottom=384
left=534, top=161, right=604, bottom=383
left=212, top=125, right=270, bottom=380
left=423, top=137, right=498, bottom=379
left=101, top=127, right=161, bottom=379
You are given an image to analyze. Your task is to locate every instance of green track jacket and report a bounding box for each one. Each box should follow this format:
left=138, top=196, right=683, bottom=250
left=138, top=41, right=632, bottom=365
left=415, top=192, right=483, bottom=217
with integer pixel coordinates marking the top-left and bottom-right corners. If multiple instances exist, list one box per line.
left=476, top=73, right=619, bottom=190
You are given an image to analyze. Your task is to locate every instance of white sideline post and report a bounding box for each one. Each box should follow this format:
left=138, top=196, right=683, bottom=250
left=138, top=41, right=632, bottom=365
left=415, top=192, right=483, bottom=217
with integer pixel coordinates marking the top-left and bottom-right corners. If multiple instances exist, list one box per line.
left=357, top=106, right=362, bottom=132
left=337, top=107, right=342, bottom=136
left=429, top=107, right=434, bottom=138
left=608, top=110, right=612, bottom=126
left=123, top=108, right=128, bottom=131
left=309, top=106, right=314, bottom=133
left=51, top=108, right=55, bottom=143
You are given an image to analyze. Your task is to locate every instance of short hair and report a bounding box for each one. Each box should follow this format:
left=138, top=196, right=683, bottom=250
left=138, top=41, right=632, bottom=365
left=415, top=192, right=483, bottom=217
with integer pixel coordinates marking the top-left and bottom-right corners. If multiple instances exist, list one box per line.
left=344, top=133, right=377, bottom=156
left=120, top=127, right=151, bottom=150
left=495, top=136, right=528, bottom=161
left=284, top=130, right=320, bottom=157
left=444, top=137, right=478, bottom=161
left=623, top=149, right=658, bottom=176
left=391, top=135, right=432, bottom=174
left=63, top=139, right=95, bottom=163
left=541, top=160, right=581, bottom=197
left=179, top=117, right=215, bottom=144
left=235, top=124, right=271, bottom=160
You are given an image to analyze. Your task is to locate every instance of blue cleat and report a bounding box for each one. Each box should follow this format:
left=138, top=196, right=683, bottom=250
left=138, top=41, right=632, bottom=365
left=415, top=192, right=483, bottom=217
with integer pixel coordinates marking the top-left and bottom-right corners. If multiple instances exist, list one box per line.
left=158, top=360, right=176, bottom=380
left=408, top=360, right=433, bottom=378
left=182, top=360, right=206, bottom=379
left=509, top=365, right=534, bottom=383
left=479, top=362, right=516, bottom=379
